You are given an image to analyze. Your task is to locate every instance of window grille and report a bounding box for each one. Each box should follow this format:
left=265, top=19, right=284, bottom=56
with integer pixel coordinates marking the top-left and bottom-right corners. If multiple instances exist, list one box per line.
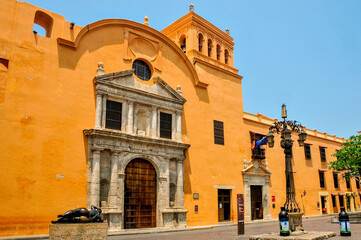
left=332, top=195, right=336, bottom=207
left=214, top=120, right=224, bottom=145
left=356, top=178, right=360, bottom=189
left=160, top=112, right=172, bottom=139
left=346, top=179, right=351, bottom=189
left=333, top=172, right=339, bottom=188
left=319, top=147, right=326, bottom=162
left=132, top=60, right=151, bottom=81
left=105, top=100, right=122, bottom=130
left=304, top=144, right=311, bottom=159
left=339, top=195, right=344, bottom=207
left=319, top=171, right=325, bottom=188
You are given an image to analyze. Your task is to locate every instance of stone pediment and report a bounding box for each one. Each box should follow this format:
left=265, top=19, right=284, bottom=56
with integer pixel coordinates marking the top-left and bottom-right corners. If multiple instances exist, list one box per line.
left=242, top=157, right=271, bottom=176
left=94, top=69, right=186, bottom=104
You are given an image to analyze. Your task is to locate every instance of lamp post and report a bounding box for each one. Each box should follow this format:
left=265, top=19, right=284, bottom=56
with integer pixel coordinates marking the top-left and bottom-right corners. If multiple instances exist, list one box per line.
left=267, top=104, right=307, bottom=213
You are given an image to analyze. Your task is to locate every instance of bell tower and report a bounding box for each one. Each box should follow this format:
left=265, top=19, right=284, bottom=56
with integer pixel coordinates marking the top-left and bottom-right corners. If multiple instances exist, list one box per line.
left=161, top=4, right=237, bottom=73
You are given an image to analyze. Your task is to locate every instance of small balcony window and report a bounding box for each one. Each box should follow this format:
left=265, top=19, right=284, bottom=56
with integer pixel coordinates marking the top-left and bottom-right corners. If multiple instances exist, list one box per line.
left=250, top=131, right=266, bottom=159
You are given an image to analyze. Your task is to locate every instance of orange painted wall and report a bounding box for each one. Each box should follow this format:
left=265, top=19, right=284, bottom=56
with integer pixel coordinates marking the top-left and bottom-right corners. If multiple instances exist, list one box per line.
left=0, top=0, right=246, bottom=236
left=243, top=114, right=361, bottom=219
left=1, top=1, right=359, bottom=238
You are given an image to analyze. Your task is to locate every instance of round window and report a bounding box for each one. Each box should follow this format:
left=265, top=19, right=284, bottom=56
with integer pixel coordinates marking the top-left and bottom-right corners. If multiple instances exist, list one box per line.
left=132, top=60, right=151, bottom=81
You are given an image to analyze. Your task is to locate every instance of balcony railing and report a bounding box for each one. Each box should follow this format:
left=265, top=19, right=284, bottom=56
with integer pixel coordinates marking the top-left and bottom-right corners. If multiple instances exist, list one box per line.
left=252, top=148, right=266, bottom=159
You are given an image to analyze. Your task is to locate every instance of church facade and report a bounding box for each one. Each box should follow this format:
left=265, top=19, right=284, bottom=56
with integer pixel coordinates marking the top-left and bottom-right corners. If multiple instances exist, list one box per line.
left=0, top=1, right=359, bottom=237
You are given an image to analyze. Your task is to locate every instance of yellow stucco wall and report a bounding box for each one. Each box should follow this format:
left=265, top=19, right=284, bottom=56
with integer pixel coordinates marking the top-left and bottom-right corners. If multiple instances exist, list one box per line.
left=0, top=0, right=359, bottom=237
left=243, top=113, right=361, bottom=219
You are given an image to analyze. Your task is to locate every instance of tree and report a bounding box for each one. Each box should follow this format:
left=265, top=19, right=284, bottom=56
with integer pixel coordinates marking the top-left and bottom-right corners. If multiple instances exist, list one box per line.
left=330, top=134, right=361, bottom=181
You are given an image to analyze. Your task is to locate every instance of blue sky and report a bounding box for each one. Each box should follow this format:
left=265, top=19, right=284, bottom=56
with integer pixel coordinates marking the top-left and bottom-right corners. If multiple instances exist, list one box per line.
left=27, top=0, right=361, bottom=138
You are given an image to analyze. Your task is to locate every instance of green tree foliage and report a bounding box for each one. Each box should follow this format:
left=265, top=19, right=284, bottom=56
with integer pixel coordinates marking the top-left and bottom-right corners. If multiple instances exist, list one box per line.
left=330, top=135, right=361, bottom=180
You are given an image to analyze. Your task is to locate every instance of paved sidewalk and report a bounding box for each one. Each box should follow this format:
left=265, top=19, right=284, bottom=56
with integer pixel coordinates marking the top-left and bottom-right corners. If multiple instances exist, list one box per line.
left=109, top=217, right=360, bottom=240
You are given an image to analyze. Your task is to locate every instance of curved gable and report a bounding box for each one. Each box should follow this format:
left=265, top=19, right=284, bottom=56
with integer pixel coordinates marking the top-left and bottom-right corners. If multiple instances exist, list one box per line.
left=57, top=19, right=208, bottom=88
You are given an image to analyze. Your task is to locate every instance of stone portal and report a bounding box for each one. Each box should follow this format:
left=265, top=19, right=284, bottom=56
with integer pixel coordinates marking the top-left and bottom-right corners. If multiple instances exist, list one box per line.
left=84, top=68, right=190, bottom=231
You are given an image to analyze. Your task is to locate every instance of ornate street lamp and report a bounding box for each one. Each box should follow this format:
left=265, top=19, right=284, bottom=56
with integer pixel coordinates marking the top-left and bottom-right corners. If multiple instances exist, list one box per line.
left=267, top=104, right=307, bottom=213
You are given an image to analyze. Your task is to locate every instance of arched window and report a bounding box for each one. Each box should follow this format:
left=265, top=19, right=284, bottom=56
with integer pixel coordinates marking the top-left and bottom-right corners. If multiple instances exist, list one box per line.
left=208, top=39, right=212, bottom=57
left=180, top=35, right=186, bottom=53
left=216, top=44, right=221, bottom=61
left=198, top=34, right=203, bottom=52
left=33, top=11, right=53, bottom=37
left=132, top=60, right=151, bottom=81
left=225, top=49, right=229, bottom=64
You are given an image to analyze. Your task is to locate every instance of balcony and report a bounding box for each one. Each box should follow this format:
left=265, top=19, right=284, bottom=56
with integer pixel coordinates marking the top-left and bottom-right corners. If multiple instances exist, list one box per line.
left=252, top=148, right=266, bottom=159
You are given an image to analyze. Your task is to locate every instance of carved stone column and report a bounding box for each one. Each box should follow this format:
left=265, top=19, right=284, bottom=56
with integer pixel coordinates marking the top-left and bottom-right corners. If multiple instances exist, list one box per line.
left=108, top=151, right=119, bottom=207
left=127, top=101, right=134, bottom=134
left=90, top=149, right=101, bottom=206
left=175, top=159, right=184, bottom=208
left=118, top=173, right=125, bottom=229
left=95, top=94, right=103, bottom=128
left=101, top=95, right=107, bottom=128
left=158, top=176, right=168, bottom=227
left=151, top=106, right=158, bottom=138
left=175, top=111, right=182, bottom=142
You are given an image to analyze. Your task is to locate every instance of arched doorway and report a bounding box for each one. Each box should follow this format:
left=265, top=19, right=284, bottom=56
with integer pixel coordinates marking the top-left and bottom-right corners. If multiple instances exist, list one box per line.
left=124, top=158, right=157, bottom=229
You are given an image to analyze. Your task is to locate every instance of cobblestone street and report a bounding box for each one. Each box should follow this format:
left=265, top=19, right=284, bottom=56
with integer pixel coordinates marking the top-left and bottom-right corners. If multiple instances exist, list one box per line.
left=109, top=217, right=360, bottom=240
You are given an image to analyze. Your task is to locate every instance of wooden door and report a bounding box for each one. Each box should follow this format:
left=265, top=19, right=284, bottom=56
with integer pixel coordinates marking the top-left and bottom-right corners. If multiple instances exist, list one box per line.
left=251, top=186, right=263, bottom=220
left=124, top=159, right=156, bottom=229
left=218, top=189, right=231, bottom=222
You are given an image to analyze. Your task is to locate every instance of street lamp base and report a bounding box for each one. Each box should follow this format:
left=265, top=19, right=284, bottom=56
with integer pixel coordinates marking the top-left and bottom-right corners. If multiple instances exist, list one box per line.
left=288, top=212, right=304, bottom=232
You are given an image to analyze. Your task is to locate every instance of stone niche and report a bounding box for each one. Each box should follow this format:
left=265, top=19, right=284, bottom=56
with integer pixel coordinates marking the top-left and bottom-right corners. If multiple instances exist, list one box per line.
left=84, top=68, right=190, bottom=231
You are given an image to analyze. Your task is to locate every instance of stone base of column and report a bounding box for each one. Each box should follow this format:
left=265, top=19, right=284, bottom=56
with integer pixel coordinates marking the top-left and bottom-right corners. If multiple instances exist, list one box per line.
left=49, top=222, right=108, bottom=240
left=162, top=208, right=188, bottom=228
left=289, top=212, right=304, bottom=231
left=102, top=208, right=123, bottom=231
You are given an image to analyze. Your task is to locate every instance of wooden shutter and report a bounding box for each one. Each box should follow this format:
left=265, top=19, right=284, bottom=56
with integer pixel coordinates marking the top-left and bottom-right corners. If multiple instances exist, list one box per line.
left=214, top=120, right=224, bottom=145
left=160, top=112, right=172, bottom=139
left=304, top=145, right=311, bottom=159
left=105, top=100, right=122, bottom=130
left=320, top=147, right=326, bottom=162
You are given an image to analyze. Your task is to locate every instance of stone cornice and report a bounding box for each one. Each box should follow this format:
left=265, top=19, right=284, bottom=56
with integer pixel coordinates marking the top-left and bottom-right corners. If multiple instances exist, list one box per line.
left=243, top=112, right=345, bottom=144
left=83, top=128, right=190, bottom=150
left=193, top=56, right=243, bottom=81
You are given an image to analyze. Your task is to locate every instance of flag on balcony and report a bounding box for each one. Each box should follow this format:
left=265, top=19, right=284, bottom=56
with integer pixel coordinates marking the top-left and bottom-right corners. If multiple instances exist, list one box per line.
left=251, top=139, right=255, bottom=149
left=255, top=137, right=268, bottom=148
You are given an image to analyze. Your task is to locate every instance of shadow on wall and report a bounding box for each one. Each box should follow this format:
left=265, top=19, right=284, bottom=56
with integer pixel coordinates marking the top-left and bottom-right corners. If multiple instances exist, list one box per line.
left=57, top=25, right=124, bottom=70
